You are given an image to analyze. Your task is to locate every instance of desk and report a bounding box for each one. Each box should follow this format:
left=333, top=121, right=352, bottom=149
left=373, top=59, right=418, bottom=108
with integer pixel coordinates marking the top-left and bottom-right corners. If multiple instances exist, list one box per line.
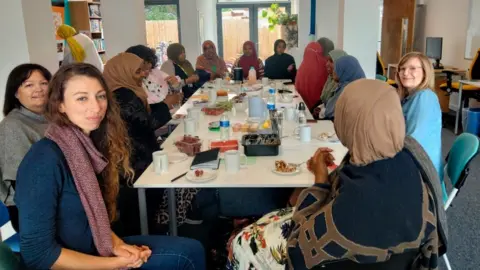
left=133, top=81, right=348, bottom=236
left=454, top=80, right=480, bottom=134
left=387, top=64, right=466, bottom=113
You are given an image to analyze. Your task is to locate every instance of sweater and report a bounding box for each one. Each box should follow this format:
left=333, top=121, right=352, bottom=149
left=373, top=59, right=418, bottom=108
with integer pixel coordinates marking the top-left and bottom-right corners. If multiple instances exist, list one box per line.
left=14, top=139, right=96, bottom=269
left=0, top=107, right=48, bottom=206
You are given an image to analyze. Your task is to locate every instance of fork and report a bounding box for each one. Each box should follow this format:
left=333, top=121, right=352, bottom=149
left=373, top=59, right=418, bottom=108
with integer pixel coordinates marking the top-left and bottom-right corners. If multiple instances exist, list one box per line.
left=288, top=161, right=306, bottom=168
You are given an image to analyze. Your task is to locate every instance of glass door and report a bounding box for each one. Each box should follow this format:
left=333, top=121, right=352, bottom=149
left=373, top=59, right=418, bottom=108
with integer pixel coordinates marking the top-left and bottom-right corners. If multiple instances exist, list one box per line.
left=217, top=6, right=253, bottom=70
left=217, top=3, right=290, bottom=70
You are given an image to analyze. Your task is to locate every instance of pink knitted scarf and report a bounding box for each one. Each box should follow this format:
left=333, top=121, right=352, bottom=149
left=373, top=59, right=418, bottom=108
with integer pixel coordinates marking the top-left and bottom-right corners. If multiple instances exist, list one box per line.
left=45, top=124, right=113, bottom=257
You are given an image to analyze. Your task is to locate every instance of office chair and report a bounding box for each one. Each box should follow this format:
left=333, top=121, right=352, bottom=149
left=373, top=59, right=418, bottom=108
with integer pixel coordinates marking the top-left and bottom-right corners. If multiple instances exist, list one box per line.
left=376, top=52, right=397, bottom=87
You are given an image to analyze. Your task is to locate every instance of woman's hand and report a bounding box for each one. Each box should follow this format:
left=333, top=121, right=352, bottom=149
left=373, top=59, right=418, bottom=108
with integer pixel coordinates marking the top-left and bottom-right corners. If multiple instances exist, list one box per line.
left=113, top=243, right=152, bottom=269
left=185, top=75, right=199, bottom=85
left=163, top=93, right=183, bottom=109
left=308, top=148, right=335, bottom=184
left=287, top=64, right=295, bottom=72
left=165, top=75, right=179, bottom=85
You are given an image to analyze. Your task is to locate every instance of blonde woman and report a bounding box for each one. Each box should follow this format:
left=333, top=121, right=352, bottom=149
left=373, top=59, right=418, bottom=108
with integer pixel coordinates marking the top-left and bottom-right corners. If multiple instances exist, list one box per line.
left=56, top=24, right=104, bottom=71
left=396, top=52, right=446, bottom=201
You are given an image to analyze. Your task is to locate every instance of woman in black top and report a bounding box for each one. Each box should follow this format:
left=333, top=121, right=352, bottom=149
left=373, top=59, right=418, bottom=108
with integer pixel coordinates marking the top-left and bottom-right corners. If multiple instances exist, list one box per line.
left=264, top=39, right=296, bottom=81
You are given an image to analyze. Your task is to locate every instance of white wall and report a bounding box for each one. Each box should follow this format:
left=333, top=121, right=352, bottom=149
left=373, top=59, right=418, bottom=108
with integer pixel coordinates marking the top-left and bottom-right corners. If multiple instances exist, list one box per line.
left=316, top=0, right=341, bottom=46
left=102, top=0, right=147, bottom=60
left=179, top=0, right=201, bottom=63
left=341, top=0, right=380, bottom=79
left=0, top=0, right=57, bottom=121
left=21, top=0, right=58, bottom=74
left=423, top=0, right=471, bottom=69
left=196, top=0, right=218, bottom=45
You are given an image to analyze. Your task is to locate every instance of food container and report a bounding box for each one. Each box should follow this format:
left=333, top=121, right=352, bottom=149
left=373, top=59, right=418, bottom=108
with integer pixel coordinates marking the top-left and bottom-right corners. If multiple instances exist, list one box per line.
left=174, top=135, right=202, bottom=156
left=202, top=107, right=225, bottom=116
left=241, top=134, right=281, bottom=156
left=210, top=139, right=239, bottom=153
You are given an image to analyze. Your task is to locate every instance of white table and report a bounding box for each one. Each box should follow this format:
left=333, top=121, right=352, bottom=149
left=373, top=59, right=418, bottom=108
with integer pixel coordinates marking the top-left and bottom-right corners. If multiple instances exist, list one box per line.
left=134, top=82, right=348, bottom=235
left=455, top=80, right=480, bottom=134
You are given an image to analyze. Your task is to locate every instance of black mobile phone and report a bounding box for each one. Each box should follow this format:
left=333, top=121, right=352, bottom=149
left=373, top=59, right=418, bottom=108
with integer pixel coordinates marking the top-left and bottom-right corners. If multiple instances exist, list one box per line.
left=283, top=82, right=294, bottom=85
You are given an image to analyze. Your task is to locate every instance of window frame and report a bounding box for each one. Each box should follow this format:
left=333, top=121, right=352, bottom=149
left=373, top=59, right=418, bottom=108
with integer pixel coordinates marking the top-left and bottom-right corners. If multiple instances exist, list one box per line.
left=144, top=0, right=182, bottom=44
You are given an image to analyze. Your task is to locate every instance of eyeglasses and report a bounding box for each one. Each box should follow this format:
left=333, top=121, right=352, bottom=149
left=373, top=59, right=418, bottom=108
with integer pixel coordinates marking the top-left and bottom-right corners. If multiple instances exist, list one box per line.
left=398, top=66, right=423, bottom=74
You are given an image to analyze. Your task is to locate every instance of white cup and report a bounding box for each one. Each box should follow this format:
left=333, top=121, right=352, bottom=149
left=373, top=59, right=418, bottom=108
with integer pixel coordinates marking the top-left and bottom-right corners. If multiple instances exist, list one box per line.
left=215, top=78, right=223, bottom=88
left=295, top=125, right=311, bottom=142
left=285, top=107, right=296, bottom=121
left=184, top=117, right=196, bottom=136
left=224, top=150, right=248, bottom=173
left=208, top=89, right=217, bottom=106
left=152, top=151, right=169, bottom=174
left=188, top=107, right=201, bottom=123
left=262, top=77, right=269, bottom=86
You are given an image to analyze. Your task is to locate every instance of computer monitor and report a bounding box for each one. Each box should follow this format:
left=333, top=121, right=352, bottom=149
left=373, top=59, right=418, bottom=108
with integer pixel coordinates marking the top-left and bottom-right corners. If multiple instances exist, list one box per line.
left=426, top=37, right=443, bottom=69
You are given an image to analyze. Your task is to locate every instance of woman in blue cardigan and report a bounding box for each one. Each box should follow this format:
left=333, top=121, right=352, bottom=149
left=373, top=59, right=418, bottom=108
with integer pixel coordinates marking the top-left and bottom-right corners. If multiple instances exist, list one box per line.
left=396, top=52, right=447, bottom=201
left=14, top=63, right=205, bottom=269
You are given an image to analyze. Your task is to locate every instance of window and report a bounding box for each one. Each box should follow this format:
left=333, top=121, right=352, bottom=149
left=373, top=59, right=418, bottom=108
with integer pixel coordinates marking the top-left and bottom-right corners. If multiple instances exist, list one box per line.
left=144, top=0, right=180, bottom=65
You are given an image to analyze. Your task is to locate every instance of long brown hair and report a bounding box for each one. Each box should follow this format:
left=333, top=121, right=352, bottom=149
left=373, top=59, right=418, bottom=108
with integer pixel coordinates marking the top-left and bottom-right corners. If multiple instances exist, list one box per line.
left=45, top=63, right=133, bottom=222
left=395, top=52, right=435, bottom=100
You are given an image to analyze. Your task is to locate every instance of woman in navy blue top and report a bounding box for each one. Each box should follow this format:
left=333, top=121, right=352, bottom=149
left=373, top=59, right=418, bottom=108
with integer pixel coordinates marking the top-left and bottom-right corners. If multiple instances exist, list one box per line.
left=15, top=63, right=205, bottom=269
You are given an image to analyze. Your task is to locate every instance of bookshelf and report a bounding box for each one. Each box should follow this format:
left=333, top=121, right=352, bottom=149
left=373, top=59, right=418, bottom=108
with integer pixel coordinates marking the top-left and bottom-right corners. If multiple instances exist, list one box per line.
left=69, top=0, right=106, bottom=62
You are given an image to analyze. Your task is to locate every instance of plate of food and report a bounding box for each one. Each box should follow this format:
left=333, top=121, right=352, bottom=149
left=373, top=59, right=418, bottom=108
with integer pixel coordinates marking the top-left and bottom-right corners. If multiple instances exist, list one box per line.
left=272, top=160, right=301, bottom=176
left=168, top=152, right=188, bottom=164
left=185, top=169, right=217, bottom=183
left=317, top=132, right=339, bottom=142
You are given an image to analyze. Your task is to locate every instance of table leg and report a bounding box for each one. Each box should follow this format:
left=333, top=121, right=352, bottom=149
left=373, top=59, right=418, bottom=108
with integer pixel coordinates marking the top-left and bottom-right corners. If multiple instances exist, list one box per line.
left=455, top=83, right=463, bottom=135
left=138, top=188, right=149, bottom=235
left=167, top=188, right=178, bottom=236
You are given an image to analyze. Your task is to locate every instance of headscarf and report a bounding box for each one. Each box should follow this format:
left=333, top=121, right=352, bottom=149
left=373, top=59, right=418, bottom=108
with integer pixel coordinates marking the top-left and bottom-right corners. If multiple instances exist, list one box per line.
left=295, top=42, right=328, bottom=109
left=320, top=49, right=348, bottom=103
left=274, top=39, right=287, bottom=54
left=317, top=37, right=335, bottom=57
left=237, top=41, right=261, bottom=78
left=166, top=43, right=195, bottom=76
left=56, top=24, right=86, bottom=63
left=334, top=79, right=405, bottom=165
left=103, top=53, right=150, bottom=111
left=196, top=40, right=227, bottom=76
left=323, top=55, right=366, bottom=119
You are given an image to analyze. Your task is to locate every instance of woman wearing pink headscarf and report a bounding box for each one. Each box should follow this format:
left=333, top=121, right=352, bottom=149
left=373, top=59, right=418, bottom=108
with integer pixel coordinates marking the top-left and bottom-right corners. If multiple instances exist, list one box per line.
left=196, top=40, right=227, bottom=80
left=233, top=41, right=264, bottom=79
left=295, top=41, right=330, bottom=110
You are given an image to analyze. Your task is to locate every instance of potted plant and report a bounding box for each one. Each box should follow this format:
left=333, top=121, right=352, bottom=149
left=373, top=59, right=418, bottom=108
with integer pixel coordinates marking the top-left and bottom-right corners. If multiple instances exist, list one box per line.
left=261, top=3, right=298, bottom=49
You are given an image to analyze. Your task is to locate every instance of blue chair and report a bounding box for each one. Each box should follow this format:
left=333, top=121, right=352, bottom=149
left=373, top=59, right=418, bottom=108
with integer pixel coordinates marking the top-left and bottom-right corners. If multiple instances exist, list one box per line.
left=442, top=133, right=480, bottom=270
left=0, top=202, right=20, bottom=253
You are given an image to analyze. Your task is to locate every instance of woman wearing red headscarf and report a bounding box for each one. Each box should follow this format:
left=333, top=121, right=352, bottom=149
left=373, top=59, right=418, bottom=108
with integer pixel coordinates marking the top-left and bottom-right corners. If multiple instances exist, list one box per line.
left=233, top=41, right=264, bottom=79
left=295, top=41, right=329, bottom=110
left=196, top=40, right=227, bottom=80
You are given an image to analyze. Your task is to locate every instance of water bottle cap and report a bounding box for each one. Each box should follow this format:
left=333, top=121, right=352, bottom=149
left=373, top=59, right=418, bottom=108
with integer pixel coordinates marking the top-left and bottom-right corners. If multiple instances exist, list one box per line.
left=269, top=88, right=275, bottom=94
left=298, top=102, right=306, bottom=111
left=250, top=66, right=255, bottom=70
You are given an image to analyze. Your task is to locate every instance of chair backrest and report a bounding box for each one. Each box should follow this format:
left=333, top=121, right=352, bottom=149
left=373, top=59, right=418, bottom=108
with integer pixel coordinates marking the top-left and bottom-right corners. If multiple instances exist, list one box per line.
left=376, top=52, right=386, bottom=77
left=0, top=201, right=10, bottom=228
left=469, top=48, right=480, bottom=80
left=446, top=133, right=479, bottom=189
left=0, top=242, right=21, bottom=270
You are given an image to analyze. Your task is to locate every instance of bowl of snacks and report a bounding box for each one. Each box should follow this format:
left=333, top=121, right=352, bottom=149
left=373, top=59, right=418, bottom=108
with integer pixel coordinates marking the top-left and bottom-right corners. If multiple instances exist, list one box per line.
left=209, top=139, right=239, bottom=153
left=241, top=133, right=281, bottom=156
left=174, top=135, right=202, bottom=156
left=202, top=107, right=225, bottom=116
left=216, top=89, right=228, bottom=97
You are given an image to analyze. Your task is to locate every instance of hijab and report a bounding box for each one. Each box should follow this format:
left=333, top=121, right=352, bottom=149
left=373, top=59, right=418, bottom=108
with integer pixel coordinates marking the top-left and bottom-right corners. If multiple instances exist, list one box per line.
left=320, top=49, right=348, bottom=103
left=323, top=55, right=366, bottom=119
left=196, top=40, right=227, bottom=76
left=166, top=43, right=195, bottom=76
left=295, top=42, right=328, bottom=109
left=103, top=52, right=150, bottom=111
left=317, top=37, right=335, bottom=56
left=264, top=39, right=296, bottom=80
left=334, top=79, right=405, bottom=165
left=237, top=41, right=261, bottom=77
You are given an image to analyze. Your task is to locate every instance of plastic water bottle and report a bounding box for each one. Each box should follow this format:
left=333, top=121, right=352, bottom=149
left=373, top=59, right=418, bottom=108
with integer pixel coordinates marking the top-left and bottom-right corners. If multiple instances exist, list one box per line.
left=267, top=88, right=276, bottom=111
left=248, top=66, right=257, bottom=85
left=220, top=113, right=230, bottom=141
left=297, top=102, right=307, bottom=125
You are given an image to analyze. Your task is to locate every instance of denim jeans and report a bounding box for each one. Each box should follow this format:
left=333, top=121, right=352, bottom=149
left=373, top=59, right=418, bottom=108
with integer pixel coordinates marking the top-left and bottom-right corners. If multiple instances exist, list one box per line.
left=123, top=235, right=206, bottom=270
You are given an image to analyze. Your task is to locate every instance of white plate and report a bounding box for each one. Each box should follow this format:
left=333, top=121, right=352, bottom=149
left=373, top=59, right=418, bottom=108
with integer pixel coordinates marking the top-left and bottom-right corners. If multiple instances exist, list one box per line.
left=271, top=166, right=301, bottom=176
left=168, top=152, right=188, bottom=164
left=185, top=169, right=218, bottom=183
left=317, top=132, right=340, bottom=143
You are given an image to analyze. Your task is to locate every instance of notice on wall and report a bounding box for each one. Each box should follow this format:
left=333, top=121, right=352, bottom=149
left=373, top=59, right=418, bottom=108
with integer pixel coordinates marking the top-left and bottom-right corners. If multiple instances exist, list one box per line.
left=52, top=6, right=65, bottom=63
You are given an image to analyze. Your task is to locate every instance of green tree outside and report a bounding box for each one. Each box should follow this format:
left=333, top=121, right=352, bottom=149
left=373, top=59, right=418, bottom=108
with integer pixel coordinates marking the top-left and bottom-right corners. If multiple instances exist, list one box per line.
left=145, top=5, right=178, bottom=20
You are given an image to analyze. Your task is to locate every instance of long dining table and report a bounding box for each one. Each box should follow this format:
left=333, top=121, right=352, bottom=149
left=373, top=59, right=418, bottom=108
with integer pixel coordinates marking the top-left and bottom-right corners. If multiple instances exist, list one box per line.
left=133, top=80, right=348, bottom=236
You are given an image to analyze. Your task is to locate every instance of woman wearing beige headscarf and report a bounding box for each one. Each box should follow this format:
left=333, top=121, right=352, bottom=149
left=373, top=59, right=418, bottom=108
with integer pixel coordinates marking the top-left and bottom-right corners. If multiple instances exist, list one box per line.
left=227, top=79, right=447, bottom=270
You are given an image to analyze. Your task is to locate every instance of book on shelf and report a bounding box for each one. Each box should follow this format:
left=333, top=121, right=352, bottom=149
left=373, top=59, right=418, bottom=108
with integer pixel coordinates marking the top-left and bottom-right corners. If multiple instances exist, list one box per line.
left=88, top=4, right=101, bottom=17
left=90, top=19, right=101, bottom=33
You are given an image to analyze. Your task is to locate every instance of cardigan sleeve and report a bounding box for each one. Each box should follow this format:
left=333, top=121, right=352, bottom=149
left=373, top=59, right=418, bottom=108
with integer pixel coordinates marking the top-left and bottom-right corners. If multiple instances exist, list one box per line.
left=14, top=141, right=63, bottom=269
